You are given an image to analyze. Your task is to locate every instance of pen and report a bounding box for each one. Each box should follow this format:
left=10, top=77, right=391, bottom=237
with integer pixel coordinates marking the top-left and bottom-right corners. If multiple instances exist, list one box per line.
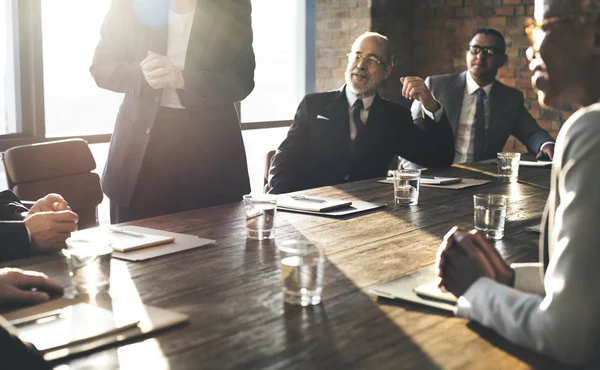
left=291, top=195, right=327, bottom=203
left=108, top=228, right=145, bottom=238
left=10, top=308, right=65, bottom=327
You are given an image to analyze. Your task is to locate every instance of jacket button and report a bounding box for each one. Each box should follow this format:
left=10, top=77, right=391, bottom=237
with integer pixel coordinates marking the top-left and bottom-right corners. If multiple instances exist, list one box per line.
left=344, top=175, right=350, bottom=181
left=145, top=127, right=151, bottom=135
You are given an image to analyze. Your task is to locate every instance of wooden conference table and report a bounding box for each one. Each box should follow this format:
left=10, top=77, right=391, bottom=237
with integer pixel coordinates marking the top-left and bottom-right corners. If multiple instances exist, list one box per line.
left=4, top=163, right=570, bottom=369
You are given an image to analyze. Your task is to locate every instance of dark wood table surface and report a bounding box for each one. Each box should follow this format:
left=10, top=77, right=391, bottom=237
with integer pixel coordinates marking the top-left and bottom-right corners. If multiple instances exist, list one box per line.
left=4, top=164, right=570, bottom=369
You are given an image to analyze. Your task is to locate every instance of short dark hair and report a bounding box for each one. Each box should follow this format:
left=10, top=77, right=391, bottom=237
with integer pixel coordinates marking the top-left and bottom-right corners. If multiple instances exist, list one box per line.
left=472, top=28, right=506, bottom=52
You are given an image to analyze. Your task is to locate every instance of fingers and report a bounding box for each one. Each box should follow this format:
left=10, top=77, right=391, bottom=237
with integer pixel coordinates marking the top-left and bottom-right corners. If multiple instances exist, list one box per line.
left=16, top=272, right=64, bottom=296
left=400, top=76, right=426, bottom=100
left=4, top=289, right=50, bottom=305
left=51, top=210, right=79, bottom=223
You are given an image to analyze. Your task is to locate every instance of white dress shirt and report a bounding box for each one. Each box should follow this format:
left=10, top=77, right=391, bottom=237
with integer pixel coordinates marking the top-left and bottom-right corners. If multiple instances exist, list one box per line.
left=452, top=73, right=493, bottom=163
left=160, top=8, right=195, bottom=109
left=345, top=88, right=375, bottom=141
left=455, top=102, right=600, bottom=367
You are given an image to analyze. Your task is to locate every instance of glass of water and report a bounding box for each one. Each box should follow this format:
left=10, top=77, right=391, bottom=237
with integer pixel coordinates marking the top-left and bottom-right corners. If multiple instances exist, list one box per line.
left=243, top=194, right=277, bottom=240
left=473, top=194, right=508, bottom=240
left=276, top=240, right=325, bottom=306
left=65, top=237, right=112, bottom=295
left=497, top=152, right=521, bottom=183
left=394, top=169, right=421, bottom=205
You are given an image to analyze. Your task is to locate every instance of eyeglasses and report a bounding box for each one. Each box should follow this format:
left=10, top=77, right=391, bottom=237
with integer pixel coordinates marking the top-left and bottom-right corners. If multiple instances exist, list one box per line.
left=525, top=15, right=599, bottom=48
left=347, top=52, right=386, bottom=68
left=468, top=45, right=504, bottom=56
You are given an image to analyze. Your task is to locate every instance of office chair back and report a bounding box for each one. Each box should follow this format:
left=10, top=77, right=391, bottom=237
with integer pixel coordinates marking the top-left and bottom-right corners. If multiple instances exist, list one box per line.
left=2, top=139, right=104, bottom=229
left=263, top=149, right=277, bottom=193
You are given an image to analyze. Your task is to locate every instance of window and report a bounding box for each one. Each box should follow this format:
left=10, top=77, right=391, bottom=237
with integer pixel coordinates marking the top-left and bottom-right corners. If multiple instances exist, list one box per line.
left=241, top=0, right=308, bottom=123
left=41, top=0, right=121, bottom=137
left=1, top=1, right=21, bottom=135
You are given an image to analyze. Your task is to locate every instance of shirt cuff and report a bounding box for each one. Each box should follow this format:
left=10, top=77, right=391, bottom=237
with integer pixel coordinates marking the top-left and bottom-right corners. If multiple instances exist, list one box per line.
left=510, top=262, right=544, bottom=295
left=540, top=141, right=554, bottom=151
left=455, top=276, right=496, bottom=318
left=422, top=104, right=444, bottom=123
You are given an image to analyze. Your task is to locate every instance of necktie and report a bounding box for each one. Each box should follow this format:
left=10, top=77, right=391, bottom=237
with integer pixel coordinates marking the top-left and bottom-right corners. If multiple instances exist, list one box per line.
left=352, top=99, right=365, bottom=145
left=473, top=88, right=486, bottom=161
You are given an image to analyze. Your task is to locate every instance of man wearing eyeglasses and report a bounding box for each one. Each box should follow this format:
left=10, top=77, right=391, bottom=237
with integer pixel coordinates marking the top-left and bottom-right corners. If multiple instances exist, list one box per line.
left=436, top=0, right=600, bottom=365
left=268, top=32, right=454, bottom=194
left=407, top=28, right=555, bottom=165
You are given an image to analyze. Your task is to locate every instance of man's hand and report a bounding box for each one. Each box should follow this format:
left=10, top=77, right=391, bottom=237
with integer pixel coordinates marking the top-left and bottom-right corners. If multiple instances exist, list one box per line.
left=0, top=268, right=63, bottom=307
left=24, top=211, right=78, bottom=253
left=140, top=50, right=185, bottom=90
left=536, top=143, right=555, bottom=160
left=28, top=193, right=70, bottom=215
left=436, top=227, right=497, bottom=297
left=400, top=76, right=440, bottom=112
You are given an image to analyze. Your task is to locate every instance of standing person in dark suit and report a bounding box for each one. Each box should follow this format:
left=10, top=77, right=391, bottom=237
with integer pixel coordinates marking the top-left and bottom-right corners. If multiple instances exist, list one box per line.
left=406, top=28, right=555, bottom=165
left=0, top=190, right=78, bottom=260
left=268, top=32, right=454, bottom=194
left=91, top=0, right=255, bottom=223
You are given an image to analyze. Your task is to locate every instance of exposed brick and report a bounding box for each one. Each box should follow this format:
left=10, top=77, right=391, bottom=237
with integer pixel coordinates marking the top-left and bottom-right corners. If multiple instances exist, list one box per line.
left=456, top=7, right=475, bottom=17
left=487, top=17, right=507, bottom=27
left=503, top=0, right=521, bottom=4
left=446, top=0, right=463, bottom=6
left=496, top=6, right=515, bottom=16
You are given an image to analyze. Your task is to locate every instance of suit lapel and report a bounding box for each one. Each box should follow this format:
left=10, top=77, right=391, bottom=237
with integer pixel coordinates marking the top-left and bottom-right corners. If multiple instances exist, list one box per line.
left=322, top=87, right=350, bottom=144
left=485, top=81, right=502, bottom=154
left=448, top=72, right=466, bottom=133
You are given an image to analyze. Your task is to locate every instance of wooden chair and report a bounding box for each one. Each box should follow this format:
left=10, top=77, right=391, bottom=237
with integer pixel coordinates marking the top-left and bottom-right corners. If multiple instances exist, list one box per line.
left=2, top=139, right=104, bottom=229
left=263, top=149, right=277, bottom=193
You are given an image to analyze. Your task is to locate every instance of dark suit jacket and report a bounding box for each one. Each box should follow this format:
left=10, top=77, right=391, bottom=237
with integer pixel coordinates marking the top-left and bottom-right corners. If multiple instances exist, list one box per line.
left=0, top=190, right=31, bottom=260
left=268, top=87, right=455, bottom=194
left=90, top=0, right=254, bottom=207
left=413, top=72, right=554, bottom=160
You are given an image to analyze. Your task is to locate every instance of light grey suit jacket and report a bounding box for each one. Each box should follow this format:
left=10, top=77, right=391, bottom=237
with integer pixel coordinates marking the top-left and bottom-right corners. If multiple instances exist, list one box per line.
left=413, top=72, right=554, bottom=160
left=455, top=103, right=600, bottom=367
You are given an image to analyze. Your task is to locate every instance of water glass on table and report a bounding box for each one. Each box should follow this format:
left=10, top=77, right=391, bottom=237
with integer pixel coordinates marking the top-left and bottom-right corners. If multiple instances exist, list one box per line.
left=276, top=240, right=326, bottom=306
left=497, top=152, right=521, bottom=182
left=473, top=193, right=508, bottom=240
left=243, top=194, right=277, bottom=240
left=393, top=169, right=421, bottom=205
left=65, top=237, right=112, bottom=295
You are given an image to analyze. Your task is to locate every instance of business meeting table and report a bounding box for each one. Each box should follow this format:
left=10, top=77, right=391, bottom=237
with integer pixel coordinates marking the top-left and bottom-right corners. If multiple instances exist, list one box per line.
left=3, top=162, right=570, bottom=369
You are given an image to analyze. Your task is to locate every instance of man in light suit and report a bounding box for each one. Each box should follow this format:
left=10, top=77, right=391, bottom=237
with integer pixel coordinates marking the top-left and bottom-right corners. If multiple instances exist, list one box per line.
left=408, top=28, right=555, bottom=164
left=436, top=0, right=600, bottom=366
left=268, top=32, right=454, bottom=194
left=0, top=190, right=78, bottom=260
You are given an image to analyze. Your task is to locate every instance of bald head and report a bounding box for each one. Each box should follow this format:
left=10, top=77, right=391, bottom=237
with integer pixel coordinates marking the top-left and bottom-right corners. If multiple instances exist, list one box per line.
left=351, top=32, right=393, bottom=66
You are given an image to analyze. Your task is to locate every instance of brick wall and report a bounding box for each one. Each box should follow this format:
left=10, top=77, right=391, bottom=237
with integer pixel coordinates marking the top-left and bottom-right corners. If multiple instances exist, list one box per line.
left=314, top=0, right=568, bottom=152
left=315, top=0, right=371, bottom=93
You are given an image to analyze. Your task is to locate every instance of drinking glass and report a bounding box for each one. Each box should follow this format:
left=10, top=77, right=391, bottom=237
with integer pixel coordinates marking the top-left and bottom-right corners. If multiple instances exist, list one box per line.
left=497, top=152, right=521, bottom=183
left=473, top=193, right=508, bottom=240
left=65, top=237, right=112, bottom=294
left=243, top=194, right=277, bottom=240
left=393, top=169, right=421, bottom=205
left=276, top=240, right=325, bottom=306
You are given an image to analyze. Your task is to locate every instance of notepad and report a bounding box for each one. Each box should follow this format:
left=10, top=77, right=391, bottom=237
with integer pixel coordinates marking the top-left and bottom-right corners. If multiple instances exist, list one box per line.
left=71, top=226, right=175, bottom=253
left=420, top=176, right=462, bottom=185
left=277, top=194, right=352, bottom=212
left=14, top=303, right=139, bottom=353
left=414, top=280, right=458, bottom=304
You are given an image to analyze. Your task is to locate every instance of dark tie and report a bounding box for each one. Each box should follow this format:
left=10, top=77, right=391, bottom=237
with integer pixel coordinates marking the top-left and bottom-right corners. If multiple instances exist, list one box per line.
left=473, top=88, right=486, bottom=161
left=352, top=99, right=365, bottom=145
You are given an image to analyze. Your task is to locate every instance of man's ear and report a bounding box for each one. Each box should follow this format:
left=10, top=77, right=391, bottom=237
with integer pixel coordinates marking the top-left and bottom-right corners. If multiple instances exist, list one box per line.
left=593, top=24, right=600, bottom=55
left=499, top=53, right=508, bottom=67
left=383, top=65, right=393, bottom=80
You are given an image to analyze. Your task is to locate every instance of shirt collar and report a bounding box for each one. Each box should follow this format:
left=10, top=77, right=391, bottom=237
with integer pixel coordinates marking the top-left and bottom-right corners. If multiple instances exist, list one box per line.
left=345, top=86, right=375, bottom=110
left=466, top=72, right=494, bottom=96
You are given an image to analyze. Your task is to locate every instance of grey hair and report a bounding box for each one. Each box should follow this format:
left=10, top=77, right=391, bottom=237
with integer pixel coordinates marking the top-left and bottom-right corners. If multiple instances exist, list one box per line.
left=352, top=31, right=394, bottom=66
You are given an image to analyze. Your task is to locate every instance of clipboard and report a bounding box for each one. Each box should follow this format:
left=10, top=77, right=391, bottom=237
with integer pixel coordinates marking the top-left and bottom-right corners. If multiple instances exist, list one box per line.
left=3, top=298, right=189, bottom=362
